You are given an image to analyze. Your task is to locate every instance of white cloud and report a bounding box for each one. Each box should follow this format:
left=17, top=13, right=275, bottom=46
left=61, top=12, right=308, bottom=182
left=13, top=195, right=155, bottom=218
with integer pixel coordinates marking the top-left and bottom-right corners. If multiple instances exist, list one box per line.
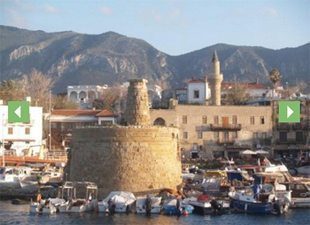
left=99, top=6, right=113, bottom=16
left=44, top=4, right=60, bottom=14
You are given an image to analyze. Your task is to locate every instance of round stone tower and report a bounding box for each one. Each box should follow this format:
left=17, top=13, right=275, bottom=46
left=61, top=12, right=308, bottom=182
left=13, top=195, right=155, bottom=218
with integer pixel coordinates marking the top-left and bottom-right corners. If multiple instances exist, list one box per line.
left=209, top=51, right=223, bottom=106
left=67, top=79, right=182, bottom=198
left=125, top=79, right=151, bottom=125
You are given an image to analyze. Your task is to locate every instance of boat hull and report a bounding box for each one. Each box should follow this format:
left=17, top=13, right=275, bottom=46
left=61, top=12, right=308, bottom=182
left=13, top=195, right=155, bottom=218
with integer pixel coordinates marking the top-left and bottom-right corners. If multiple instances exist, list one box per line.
left=291, top=198, right=310, bottom=208
left=230, top=198, right=273, bottom=214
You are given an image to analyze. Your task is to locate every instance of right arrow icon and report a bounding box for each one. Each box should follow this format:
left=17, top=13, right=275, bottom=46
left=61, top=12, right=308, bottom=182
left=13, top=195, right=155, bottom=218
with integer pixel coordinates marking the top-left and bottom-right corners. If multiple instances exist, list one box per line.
left=287, top=106, right=294, bottom=118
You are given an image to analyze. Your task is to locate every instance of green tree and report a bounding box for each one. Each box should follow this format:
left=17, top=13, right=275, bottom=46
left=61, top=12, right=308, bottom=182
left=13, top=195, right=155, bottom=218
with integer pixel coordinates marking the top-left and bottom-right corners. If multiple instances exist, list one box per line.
left=225, top=84, right=250, bottom=105
left=53, top=94, right=79, bottom=109
left=269, top=68, right=282, bottom=88
left=0, top=79, right=25, bottom=102
left=21, top=69, right=54, bottom=112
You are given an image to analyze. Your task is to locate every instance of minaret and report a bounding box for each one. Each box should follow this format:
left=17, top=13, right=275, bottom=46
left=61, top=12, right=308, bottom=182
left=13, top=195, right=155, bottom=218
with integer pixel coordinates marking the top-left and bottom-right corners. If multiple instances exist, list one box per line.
left=209, top=51, right=223, bottom=106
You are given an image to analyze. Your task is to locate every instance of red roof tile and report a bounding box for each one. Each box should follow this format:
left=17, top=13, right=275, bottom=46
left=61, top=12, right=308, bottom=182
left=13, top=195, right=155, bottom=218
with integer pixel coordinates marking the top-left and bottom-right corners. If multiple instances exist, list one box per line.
left=222, top=82, right=267, bottom=90
left=188, top=78, right=205, bottom=83
left=51, top=109, right=101, bottom=116
left=96, top=109, right=115, bottom=117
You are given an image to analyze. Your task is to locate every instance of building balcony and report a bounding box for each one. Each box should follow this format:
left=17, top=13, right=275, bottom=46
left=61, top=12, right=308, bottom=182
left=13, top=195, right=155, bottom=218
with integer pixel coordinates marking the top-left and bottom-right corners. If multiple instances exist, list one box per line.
left=292, top=123, right=309, bottom=130
left=216, top=139, right=235, bottom=145
left=275, top=139, right=307, bottom=145
left=210, top=124, right=241, bottom=131
left=276, top=124, right=291, bottom=130
left=276, top=122, right=309, bottom=131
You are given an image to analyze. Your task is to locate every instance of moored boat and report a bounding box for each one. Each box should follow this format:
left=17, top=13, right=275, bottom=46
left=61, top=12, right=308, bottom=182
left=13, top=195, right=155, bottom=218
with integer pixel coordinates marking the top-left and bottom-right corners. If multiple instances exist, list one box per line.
left=136, top=195, right=162, bottom=214
left=188, top=194, right=230, bottom=215
left=98, top=191, right=136, bottom=213
left=229, top=187, right=289, bottom=215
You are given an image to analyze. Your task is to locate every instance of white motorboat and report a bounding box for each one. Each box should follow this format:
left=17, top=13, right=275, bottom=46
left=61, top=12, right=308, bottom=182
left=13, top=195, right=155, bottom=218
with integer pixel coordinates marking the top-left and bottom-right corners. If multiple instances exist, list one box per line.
left=136, top=195, right=162, bottom=214
left=29, top=199, right=58, bottom=214
left=287, top=182, right=310, bottom=208
left=56, top=181, right=98, bottom=213
left=187, top=195, right=230, bottom=215
left=98, top=191, right=136, bottom=213
left=0, top=167, right=34, bottom=189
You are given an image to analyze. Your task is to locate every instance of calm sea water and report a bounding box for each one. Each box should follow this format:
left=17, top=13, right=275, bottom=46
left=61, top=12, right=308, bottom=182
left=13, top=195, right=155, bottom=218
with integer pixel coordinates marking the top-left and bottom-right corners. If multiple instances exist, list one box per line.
left=0, top=201, right=309, bottom=225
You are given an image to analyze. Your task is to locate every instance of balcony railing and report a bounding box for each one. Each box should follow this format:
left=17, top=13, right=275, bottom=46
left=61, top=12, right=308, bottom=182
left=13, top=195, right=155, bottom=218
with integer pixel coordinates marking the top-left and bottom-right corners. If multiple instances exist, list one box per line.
left=276, top=122, right=309, bottom=131
left=275, top=139, right=306, bottom=145
left=276, top=124, right=290, bottom=130
left=292, top=123, right=309, bottom=130
left=210, top=124, right=241, bottom=131
left=216, top=140, right=235, bottom=145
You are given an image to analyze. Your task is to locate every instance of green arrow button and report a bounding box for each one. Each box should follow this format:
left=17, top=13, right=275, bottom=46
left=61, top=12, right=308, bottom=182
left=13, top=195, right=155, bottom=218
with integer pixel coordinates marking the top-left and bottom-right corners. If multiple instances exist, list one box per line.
left=278, top=101, right=300, bottom=123
left=8, top=101, right=30, bottom=123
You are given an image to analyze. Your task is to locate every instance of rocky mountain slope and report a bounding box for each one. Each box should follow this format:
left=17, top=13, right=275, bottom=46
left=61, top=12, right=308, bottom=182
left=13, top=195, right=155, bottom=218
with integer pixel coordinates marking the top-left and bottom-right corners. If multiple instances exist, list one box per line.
left=0, top=25, right=309, bottom=93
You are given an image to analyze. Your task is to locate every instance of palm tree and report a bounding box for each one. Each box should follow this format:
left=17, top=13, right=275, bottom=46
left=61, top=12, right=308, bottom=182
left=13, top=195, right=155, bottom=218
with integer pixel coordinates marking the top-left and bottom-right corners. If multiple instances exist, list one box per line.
left=269, top=68, right=282, bottom=99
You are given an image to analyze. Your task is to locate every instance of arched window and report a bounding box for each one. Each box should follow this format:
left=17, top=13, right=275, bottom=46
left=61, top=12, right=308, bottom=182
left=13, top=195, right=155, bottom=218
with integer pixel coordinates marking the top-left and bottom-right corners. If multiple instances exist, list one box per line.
left=153, top=117, right=166, bottom=126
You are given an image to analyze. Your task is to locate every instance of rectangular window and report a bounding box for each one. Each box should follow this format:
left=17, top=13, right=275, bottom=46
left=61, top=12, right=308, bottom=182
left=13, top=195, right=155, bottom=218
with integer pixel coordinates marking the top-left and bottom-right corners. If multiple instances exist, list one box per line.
left=223, top=131, right=229, bottom=142
left=232, top=115, right=237, bottom=125
left=202, top=116, right=207, bottom=124
left=262, top=132, right=267, bottom=139
left=296, top=131, right=303, bottom=143
left=198, top=131, right=202, bottom=139
left=182, top=115, right=187, bottom=124
left=194, top=90, right=200, bottom=99
left=25, top=127, right=30, bottom=135
left=253, top=132, right=259, bottom=139
left=260, top=116, right=265, bottom=124
left=279, top=132, right=287, bottom=142
left=8, top=127, right=13, bottom=135
left=214, top=132, right=219, bottom=141
left=231, top=131, right=238, bottom=139
left=183, top=132, right=188, bottom=139
left=250, top=116, right=255, bottom=125
left=214, top=116, right=219, bottom=125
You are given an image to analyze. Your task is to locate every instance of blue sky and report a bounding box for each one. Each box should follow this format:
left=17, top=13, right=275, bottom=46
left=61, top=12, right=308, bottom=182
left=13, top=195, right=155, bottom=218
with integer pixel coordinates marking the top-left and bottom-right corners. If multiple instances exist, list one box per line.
left=0, top=0, right=309, bottom=55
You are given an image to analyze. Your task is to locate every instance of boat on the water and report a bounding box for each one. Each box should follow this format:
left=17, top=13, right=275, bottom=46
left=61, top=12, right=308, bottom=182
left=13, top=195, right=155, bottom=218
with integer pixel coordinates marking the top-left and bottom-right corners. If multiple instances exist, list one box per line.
left=57, top=181, right=98, bottom=213
left=187, top=194, right=230, bottom=215
left=229, top=186, right=289, bottom=215
left=285, top=181, right=310, bottom=208
left=98, top=191, right=136, bottom=213
left=136, top=195, right=162, bottom=214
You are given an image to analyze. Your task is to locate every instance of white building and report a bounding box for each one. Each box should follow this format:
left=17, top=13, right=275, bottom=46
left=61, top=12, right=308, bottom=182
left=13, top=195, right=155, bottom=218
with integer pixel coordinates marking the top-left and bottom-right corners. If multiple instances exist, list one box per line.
left=187, top=78, right=211, bottom=104
left=67, top=85, right=108, bottom=108
left=0, top=102, right=43, bottom=156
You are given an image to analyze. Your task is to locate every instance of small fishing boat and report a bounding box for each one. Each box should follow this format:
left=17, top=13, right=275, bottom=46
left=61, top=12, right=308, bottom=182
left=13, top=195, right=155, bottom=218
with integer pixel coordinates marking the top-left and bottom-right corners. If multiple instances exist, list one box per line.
left=229, top=186, right=289, bottom=215
left=187, top=194, right=230, bottom=215
left=98, top=191, right=136, bottom=213
left=136, top=195, right=162, bottom=214
left=57, top=181, right=98, bottom=213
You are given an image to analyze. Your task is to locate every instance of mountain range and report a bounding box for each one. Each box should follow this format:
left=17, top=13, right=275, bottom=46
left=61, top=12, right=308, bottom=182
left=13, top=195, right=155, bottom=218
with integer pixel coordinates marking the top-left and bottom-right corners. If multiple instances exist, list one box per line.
left=0, top=25, right=309, bottom=93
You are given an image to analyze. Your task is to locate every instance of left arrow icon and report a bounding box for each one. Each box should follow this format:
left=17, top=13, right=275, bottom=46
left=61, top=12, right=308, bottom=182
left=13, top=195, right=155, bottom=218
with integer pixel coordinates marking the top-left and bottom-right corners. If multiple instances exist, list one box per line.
left=14, top=106, right=21, bottom=118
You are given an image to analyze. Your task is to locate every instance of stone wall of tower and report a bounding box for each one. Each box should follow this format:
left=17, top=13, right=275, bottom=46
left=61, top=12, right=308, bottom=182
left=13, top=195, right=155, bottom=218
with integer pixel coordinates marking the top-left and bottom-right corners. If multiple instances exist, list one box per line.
left=68, top=126, right=182, bottom=198
left=125, top=79, right=151, bottom=125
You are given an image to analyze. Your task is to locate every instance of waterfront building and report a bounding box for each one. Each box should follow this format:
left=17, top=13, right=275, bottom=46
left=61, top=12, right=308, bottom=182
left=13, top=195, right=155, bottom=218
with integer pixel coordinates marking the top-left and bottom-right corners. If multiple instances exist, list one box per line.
left=272, top=99, right=310, bottom=161
left=50, top=109, right=116, bottom=149
left=150, top=103, right=272, bottom=159
left=0, top=99, right=43, bottom=156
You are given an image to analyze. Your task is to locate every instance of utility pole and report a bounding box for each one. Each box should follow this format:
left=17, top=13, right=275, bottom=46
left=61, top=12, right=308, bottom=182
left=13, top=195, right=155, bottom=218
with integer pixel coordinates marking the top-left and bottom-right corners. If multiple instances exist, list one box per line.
left=49, top=90, right=52, bottom=152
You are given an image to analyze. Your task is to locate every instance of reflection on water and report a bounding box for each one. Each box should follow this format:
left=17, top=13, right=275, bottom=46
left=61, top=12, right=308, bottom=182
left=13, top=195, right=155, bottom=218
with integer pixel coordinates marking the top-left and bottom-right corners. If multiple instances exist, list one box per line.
left=0, top=201, right=310, bottom=225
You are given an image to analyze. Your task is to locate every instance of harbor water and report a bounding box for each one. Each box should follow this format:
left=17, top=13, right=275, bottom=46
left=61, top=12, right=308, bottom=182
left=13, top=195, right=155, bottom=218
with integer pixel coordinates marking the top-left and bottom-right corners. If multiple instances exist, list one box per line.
left=1, top=201, right=309, bottom=225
